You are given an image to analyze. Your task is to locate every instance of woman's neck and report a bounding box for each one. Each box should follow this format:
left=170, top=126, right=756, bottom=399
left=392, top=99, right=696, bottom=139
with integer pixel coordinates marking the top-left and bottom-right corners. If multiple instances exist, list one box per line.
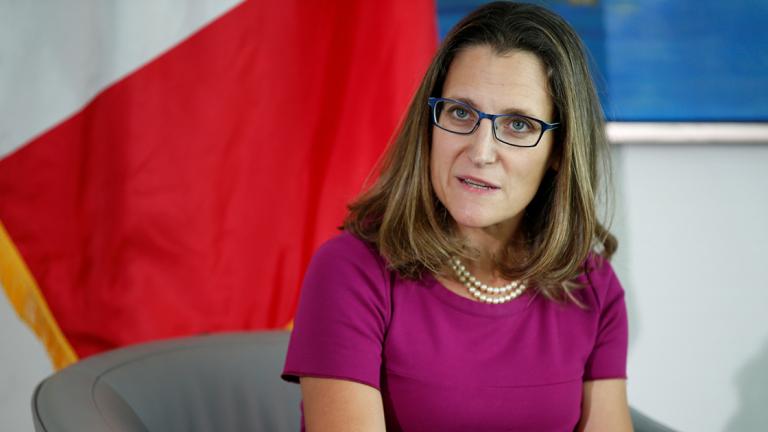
left=456, top=218, right=521, bottom=281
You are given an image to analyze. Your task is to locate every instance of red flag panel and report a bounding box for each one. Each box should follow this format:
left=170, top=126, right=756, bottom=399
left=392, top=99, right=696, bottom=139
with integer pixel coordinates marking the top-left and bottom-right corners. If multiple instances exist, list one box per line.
left=0, top=0, right=436, bottom=358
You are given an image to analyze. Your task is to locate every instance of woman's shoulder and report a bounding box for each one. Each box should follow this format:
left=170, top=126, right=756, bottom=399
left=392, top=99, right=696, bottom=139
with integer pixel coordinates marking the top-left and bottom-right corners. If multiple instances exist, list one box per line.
left=312, top=231, right=385, bottom=269
left=284, top=232, right=392, bottom=389
left=576, top=252, right=624, bottom=311
left=316, top=230, right=377, bottom=256
left=305, top=231, right=390, bottom=294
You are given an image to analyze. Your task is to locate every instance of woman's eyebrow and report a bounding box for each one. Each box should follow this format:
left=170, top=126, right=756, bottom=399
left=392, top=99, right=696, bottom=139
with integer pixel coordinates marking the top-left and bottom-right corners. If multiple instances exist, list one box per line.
left=447, top=95, right=539, bottom=118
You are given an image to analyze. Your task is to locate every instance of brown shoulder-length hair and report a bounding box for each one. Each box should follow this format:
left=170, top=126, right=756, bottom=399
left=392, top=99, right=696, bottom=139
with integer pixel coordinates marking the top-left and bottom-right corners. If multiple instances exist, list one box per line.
left=343, top=1, right=616, bottom=301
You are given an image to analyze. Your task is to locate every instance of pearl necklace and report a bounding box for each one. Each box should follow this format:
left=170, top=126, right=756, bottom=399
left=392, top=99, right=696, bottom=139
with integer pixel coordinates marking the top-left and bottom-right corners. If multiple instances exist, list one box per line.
left=450, top=257, right=526, bottom=304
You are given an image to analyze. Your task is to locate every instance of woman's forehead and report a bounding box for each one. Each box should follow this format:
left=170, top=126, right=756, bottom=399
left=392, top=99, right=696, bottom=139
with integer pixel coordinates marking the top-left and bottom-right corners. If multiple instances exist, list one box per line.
left=442, top=46, right=554, bottom=119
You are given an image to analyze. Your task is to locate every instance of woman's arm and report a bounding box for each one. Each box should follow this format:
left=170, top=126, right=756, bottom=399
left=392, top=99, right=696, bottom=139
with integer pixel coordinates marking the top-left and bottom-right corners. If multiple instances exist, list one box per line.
left=301, top=377, right=387, bottom=432
left=576, top=379, right=633, bottom=432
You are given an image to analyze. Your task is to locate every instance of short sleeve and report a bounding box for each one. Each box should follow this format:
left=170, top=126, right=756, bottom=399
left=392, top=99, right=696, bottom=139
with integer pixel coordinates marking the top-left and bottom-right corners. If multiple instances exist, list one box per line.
left=583, top=257, right=629, bottom=380
left=281, top=232, right=390, bottom=390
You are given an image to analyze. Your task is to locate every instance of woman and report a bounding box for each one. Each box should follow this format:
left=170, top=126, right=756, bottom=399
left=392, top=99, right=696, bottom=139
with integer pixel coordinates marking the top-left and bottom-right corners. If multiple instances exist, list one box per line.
left=282, top=2, right=631, bottom=431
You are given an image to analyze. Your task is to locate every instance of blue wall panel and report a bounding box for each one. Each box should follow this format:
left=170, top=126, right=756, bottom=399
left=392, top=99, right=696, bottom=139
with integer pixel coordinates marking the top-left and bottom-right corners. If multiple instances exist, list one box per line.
left=436, top=0, right=768, bottom=121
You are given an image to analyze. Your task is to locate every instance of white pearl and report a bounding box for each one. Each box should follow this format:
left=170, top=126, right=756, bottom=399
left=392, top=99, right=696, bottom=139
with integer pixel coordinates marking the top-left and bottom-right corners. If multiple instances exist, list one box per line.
left=449, top=257, right=527, bottom=305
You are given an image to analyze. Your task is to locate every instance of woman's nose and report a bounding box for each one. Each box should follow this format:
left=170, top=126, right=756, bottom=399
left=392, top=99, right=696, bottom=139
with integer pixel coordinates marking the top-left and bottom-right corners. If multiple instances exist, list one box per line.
left=467, top=118, right=497, bottom=166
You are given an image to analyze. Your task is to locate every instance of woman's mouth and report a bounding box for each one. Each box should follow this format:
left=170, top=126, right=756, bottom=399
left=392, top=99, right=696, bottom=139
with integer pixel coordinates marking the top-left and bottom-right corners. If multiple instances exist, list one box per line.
left=457, top=176, right=500, bottom=191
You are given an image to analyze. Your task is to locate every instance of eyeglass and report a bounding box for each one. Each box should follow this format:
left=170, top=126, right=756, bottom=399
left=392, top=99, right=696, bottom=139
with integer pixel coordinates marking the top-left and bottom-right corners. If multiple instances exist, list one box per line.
left=427, top=97, right=559, bottom=148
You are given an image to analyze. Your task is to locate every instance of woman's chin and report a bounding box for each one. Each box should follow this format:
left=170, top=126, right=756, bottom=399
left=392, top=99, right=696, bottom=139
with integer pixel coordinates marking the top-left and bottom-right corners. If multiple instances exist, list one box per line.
left=449, top=211, right=496, bottom=231
left=447, top=207, right=522, bottom=237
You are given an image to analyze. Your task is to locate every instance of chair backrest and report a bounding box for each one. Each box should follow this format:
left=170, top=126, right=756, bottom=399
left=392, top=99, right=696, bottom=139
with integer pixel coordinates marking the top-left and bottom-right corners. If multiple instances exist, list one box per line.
left=32, top=331, right=301, bottom=432
left=32, top=330, right=676, bottom=432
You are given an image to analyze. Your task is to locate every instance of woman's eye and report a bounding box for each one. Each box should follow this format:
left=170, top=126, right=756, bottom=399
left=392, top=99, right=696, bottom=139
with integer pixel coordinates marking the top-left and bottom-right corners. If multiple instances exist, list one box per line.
left=508, top=118, right=531, bottom=132
left=452, top=108, right=469, bottom=119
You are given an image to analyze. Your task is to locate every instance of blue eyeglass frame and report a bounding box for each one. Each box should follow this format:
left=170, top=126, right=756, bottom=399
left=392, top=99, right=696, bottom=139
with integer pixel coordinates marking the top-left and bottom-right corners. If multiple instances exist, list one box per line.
left=427, top=97, right=559, bottom=148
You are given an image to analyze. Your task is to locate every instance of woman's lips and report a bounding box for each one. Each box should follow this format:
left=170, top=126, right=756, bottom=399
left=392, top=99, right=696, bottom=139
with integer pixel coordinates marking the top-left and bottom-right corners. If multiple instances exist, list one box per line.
left=456, top=176, right=500, bottom=193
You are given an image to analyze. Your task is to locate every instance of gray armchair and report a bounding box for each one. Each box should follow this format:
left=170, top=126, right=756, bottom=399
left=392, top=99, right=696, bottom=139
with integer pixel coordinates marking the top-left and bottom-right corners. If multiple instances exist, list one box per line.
left=32, top=332, right=300, bottom=432
left=31, top=331, right=675, bottom=431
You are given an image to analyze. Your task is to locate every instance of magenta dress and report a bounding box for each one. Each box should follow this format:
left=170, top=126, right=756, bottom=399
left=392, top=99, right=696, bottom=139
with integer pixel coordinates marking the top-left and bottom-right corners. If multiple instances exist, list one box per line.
left=282, top=232, right=628, bottom=431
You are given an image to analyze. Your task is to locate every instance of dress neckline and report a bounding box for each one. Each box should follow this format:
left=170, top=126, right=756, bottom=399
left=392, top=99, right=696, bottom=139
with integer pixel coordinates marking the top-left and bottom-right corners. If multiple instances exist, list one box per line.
left=422, top=272, right=537, bottom=318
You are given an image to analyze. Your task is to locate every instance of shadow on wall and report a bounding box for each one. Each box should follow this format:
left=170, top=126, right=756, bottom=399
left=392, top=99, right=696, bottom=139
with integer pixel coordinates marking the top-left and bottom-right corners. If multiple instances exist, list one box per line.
left=609, top=147, right=639, bottom=353
left=723, top=336, right=768, bottom=431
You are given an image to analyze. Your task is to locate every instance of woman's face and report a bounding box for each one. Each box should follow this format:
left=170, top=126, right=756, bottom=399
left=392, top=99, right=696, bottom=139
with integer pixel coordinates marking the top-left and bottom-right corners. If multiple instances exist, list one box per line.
left=430, top=45, right=556, bottom=241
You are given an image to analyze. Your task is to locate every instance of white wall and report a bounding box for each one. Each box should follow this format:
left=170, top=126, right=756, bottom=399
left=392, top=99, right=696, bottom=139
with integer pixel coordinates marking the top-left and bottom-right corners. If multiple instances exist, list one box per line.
left=612, top=143, right=768, bottom=432
left=2, top=143, right=767, bottom=431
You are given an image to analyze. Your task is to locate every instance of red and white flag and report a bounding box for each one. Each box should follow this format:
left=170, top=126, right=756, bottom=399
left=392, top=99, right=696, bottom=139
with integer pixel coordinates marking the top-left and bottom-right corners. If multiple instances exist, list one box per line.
left=0, top=0, right=436, bottom=368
